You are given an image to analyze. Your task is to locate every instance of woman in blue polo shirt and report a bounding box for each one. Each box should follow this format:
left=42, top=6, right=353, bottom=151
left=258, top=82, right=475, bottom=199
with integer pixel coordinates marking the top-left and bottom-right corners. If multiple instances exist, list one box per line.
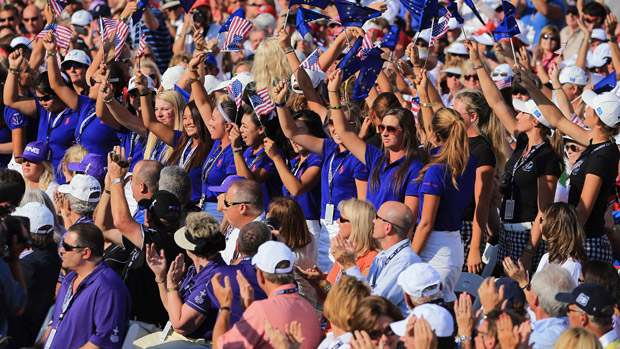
left=43, top=33, right=121, bottom=158
left=264, top=109, right=325, bottom=240
left=328, top=69, right=423, bottom=219
left=5, top=51, right=78, bottom=184
left=273, top=80, right=368, bottom=272
left=411, top=108, right=477, bottom=302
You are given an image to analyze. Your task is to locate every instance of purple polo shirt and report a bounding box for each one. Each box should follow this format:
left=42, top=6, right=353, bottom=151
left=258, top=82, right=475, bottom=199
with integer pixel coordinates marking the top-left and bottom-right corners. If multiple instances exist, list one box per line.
left=45, top=262, right=130, bottom=348
left=229, top=256, right=267, bottom=301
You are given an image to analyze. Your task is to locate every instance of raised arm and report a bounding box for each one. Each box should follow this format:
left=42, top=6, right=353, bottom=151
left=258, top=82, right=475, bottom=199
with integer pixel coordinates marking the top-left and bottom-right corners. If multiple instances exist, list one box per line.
left=318, top=26, right=365, bottom=74
left=575, top=18, right=591, bottom=71
left=29, top=5, right=53, bottom=70
left=327, top=69, right=368, bottom=165
left=43, top=32, right=79, bottom=111
left=548, top=63, right=575, bottom=118
left=605, top=14, right=620, bottom=81
left=94, top=63, right=123, bottom=130
left=188, top=49, right=215, bottom=128
left=137, top=72, right=176, bottom=145
left=264, top=138, right=321, bottom=196
left=4, top=50, right=36, bottom=117
left=101, top=87, right=148, bottom=138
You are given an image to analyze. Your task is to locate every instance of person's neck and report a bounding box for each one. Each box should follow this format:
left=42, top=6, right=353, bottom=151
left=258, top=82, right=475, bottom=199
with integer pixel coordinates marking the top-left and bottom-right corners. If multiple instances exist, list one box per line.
left=332, top=326, right=347, bottom=338
left=262, top=280, right=292, bottom=296
left=592, top=127, right=612, bottom=144
left=220, top=136, right=231, bottom=148
left=525, top=129, right=545, bottom=151
left=588, top=324, right=611, bottom=339
left=73, top=81, right=87, bottom=95
left=388, top=147, right=405, bottom=162
left=380, top=234, right=403, bottom=251
left=234, top=212, right=261, bottom=229
left=191, top=135, right=200, bottom=147
left=533, top=306, right=552, bottom=321
left=67, top=212, right=82, bottom=226
left=28, top=180, right=40, bottom=189
left=467, top=127, right=480, bottom=138
left=193, top=256, right=210, bottom=273
left=338, top=143, right=347, bottom=152
left=251, top=142, right=264, bottom=152
left=72, top=260, right=99, bottom=288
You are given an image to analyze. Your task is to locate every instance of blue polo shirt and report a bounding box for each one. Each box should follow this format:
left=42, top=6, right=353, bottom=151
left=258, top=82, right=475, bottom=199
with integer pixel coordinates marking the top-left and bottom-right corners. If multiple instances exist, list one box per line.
left=45, top=262, right=131, bottom=349
left=179, top=254, right=243, bottom=339
left=0, top=125, right=10, bottom=168
left=5, top=105, right=38, bottom=143
left=36, top=99, right=78, bottom=182
left=365, top=144, right=423, bottom=209
left=202, top=140, right=236, bottom=203
left=243, top=146, right=282, bottom=210
left=176, top=133, right=202, bottom=204
left=321, top=139, right=369, bottom=220
left=418, top=148, right=477, bottom=231
left=117, top=127, right=145, bottom=172
left=520, top=0, right=565, bottom=44
left=229, top=256, right=267, bottom=301
left=76, top=96, right=120, bottom=157
left=283, top=153, right=323, bottom=220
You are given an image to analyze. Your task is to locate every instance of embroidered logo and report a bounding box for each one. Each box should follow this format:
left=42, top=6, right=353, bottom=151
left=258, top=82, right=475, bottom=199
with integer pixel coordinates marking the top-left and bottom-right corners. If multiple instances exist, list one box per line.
left=217, top=158, right=222, bottom=167
left=195, top=289, right=207, bottom=304
left=576, top=293, right=589, bottom=307
left=110, top=327, right=120, bottom=343
left=523, top=161, right=534, bottom=171
left=597, top=107, right=603, bottom=116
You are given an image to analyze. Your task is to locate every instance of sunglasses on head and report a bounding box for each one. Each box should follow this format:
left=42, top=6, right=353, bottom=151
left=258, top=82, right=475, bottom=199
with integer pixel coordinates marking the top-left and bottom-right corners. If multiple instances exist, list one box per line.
left=565, top=144, right=582, bottom=152
left=542, top=34, right=559, bottom=41
left=37, top=94, right=54, bottom=102
left=464, top=74, right=479, bottom=81
left=378, top=124, right=400, bottom=135
left=446, top=72, right=461, bottom=79
left=62, top=241, right=86, bottom=252
left=367, top=327, right=395, bottom=340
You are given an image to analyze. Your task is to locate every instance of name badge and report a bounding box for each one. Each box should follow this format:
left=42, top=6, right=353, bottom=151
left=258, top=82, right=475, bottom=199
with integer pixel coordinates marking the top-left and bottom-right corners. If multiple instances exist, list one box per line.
left=504, top=199, right=515, bottom=220
left=325, top=204, right=335, bottom=225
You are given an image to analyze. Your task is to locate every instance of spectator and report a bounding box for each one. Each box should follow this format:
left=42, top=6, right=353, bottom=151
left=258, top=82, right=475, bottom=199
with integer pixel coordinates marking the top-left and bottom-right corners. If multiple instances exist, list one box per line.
left=398, top=263, right=446, bottom=309
left=37, top=223, right=131, bottom=348
left=206, top=174, right=245, bottom=231
left=68, top=153, right=107, bottom=183
left=19, top=189, right=65, bottom=238
left=0, top=5, right=20, bottom=35
left=21, top=5, right=43, bottom=38
left=348, top=296, right=404, bottom=349
left=58, top=174, right=101, bottom=227
left=61, top=50, right=91, bottom=96
left=128, top=160, right=163, bottom=224
left=229, top=221, right=271, bottom=301
left=17, top=141, right=59, bottom=199
left=472, top=309, right=526, bottom=349
left=554, top=327, right=603, bottom=349
left=391, top=303, right=456, bottom=349
left=60, top=145, right=89, bottom=183
left=159, top=165, right=202, bottom=224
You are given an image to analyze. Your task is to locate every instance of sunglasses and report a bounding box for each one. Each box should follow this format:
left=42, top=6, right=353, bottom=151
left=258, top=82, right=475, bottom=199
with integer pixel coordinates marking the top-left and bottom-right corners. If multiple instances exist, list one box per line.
left=367, top=327, right=395, bottom=340
left=224, top=199, right=252, bottom=207
left=64, top=62, right=85, bottom=69
left=62, top=241, right=86, bottom=252
left=23, top=17, right=38, bottom=22
left=567, top=11, right=578, bottom=16
left=338, top=216, right=350, bottom=223
left=376, top=214, right=402, bottom=229
left=565, top=144, right=582, bottom=152
left=511, top=88, right=528, bottom=96
left=378, top=124, right=400, bottom=135
left=328, top=119, right=356, bottom=126
left=118, top=57, right=132, bottom=63
left=37, top=94, right=54, bottom=102
left=464, top=74, right=479, bottom=81
left=542, top=34, right=559, bottom=41
left=492, top=72, right=509, bottom=77
left=446, top=72, right=461, bottom=79
left=0, top=16, right=15, bottom=22
left=583, top=17, right=596, bottom=24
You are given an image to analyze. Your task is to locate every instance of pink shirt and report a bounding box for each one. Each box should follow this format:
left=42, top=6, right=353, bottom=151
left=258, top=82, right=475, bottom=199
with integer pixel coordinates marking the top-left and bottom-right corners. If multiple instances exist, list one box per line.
left=217, top=284, right=321, bottom=349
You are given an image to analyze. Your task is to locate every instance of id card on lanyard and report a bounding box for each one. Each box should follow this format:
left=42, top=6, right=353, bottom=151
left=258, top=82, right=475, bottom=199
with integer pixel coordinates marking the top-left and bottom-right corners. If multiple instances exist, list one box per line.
left=504, top=140, right=547, bottom=220
left=325, top=152, right=348, bottom=225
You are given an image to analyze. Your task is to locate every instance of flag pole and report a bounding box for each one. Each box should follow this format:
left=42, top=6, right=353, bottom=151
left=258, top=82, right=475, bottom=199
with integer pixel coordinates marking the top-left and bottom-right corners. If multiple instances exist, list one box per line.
left=423, top=18, right=435, bottom=70
left=459, top=23, right=469, bottom=41
left=284, top=8, right=291, bottom=30
left=188, top=14, right=198, bottom=32
left=138, top=24, right=142, bottom=71
left=509, top=37, right=518, bottom=65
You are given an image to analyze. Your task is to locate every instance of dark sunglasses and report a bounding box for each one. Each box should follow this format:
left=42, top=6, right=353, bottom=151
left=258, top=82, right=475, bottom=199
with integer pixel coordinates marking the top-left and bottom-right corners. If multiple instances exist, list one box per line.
left=148, top=73, right=158, bottom=81
left=446, top=72, right=461, bottom=79
left=37, top=94, right=54, bottom=102
left=378, top=124, right=400, bottom=135
left=511, top=88, right=528, bottom=96
left=464, top=74, right=479, bottom=81
left=583, top=17, right=596, bottom=24
left=224, top=199, right=252, bottom=207
left=367, top=327, right=395, bottom=340
left=62, top=241, right=86, bottom=251
left=338, top=216, right=350, bottom=223
left=567, top=10, right=578, bottom=16
left=23, top=17, right=38, bottom=22
left=542, top=34, right=559, bottom=41
left=565, top=144, right=582, bottom=152
left=376, top=214, right=402, bottom=229
left=0, top=16, right=15, bottom=22
left=64, top=62, right=85, bottom=69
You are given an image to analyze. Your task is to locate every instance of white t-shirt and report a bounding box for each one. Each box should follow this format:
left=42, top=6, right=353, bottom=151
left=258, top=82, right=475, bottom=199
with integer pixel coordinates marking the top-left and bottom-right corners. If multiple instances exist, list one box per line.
left=536, top=253, right=582, bottom=285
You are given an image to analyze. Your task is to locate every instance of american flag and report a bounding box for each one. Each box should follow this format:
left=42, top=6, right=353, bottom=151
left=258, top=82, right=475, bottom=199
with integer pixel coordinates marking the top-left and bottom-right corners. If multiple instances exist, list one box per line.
left=221, top=17, right=253, bottom=52
left=554, top=42, right=566, bottom=55
left=300, top=48, right=321, bottom=71
left=49, top=0, right=67, bottom=17
left=429, top=10, right=452, bottom=48
left=135, top=32, right=147, bottom=57
left=226, top=79, right=244, bottom=108
left=250, top=88, right=275, bottom=117
left=114, top=20, right=130, bottom=61
left=495, top=76, right=512, bottom=89
left=99, top=18, right=118, bottom=42
left=36, top=23, right=72, bottom=49
left=357, top=31, right=374, bottom=59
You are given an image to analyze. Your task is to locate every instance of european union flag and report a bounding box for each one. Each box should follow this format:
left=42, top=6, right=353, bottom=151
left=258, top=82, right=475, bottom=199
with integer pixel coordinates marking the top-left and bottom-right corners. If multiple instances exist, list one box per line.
left=594, top=71, right=618, bottom=94
left=179, top=0, right=196, bottom=13
left=462, top=0, right=486, bottom=26
left=381, top=25, right=400, bottom=50
left=296, top=8, right=330, bottom=38
left=289, top=0, right=330, bottom=9
left=337, top=36, right=363, bottom=81
left=400, top=0, right=440, bottom=32
left=353, top=47, right=385, bottom=100
left=132, top=0, right=149, bottom=24
left=334, top=0, right=381, bottom=27
left=492, top=1, right=520, bottom=42
left=219, top=8, right=245, bottom=33
left=446, top=0, right=464, bottom=24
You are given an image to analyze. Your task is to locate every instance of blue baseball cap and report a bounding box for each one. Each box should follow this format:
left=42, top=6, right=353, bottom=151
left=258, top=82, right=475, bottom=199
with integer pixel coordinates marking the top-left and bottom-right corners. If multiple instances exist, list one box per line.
left=67, top=153, right=107, bottom=181
left=556, top=283, right=615, bottom=318
left=208, top=175, right=245, bottom=194
left=16, top=141, right=53, bottom=163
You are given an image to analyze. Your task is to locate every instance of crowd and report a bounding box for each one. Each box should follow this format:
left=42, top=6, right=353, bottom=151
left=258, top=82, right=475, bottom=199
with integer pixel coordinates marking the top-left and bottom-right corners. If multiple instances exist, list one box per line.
left=2, top=0, right=620, bottom=347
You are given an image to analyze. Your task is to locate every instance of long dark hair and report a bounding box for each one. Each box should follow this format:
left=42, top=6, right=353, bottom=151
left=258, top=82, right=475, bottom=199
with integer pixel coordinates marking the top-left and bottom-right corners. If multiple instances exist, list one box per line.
left=268, top=197, right=312, bottom=250
left=167, top=101, right=213, bottom=170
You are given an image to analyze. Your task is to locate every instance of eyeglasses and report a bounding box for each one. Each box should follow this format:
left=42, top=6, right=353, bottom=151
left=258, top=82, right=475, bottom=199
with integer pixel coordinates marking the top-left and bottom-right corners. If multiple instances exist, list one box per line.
left=338, top=216, right=350, bottom=223
left=62, top=241, right=86, bottom=252
left=367, top=327, right=395, bottom=340
left=492, top=72, right=509, bottom=77
left=0, top=16, right=15, bottom=22
left=511, top=88, right=529, bottom=96
left=89, top=77, right=101, bottom=87
left=567, top=307, right=585, bottom=314
left=565, top=144, right=583, bottom=152
left=583, top=17, right=597, bottom=24
left=64, top=62, right=84, bottom=69
left=542, top=34, right=559, bottom=41
left=376, top=214, right=402, bottom=229
left=37, top=94, right=54, bottom=102
left=464, top=74, right=479, bottom=81
left=23, top=17, right=38, bottom=22
left=118, top=57, right=132, bottom=63
left=224, top=199, right=252, bottom=207
left=446, top=72, right=461, bottom=79
left=378, top=124, right=400, bottom=135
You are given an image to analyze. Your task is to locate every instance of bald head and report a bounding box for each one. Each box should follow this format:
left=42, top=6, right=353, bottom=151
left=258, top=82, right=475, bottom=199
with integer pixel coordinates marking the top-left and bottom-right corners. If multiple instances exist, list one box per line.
left=23, top=5, right=43, bottom=34
left=134, top=160, right=163, bottom=193
left=379, top=201, right=413, bottom=237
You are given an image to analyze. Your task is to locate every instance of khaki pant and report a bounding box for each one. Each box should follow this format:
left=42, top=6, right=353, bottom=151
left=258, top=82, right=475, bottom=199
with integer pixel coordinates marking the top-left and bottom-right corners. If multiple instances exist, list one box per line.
left=132, top=330, right=210, bottom=348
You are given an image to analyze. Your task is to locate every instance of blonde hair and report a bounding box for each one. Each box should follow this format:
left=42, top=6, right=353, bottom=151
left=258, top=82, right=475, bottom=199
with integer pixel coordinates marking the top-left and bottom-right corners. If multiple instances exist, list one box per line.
left=323, top=276, right=371, bottom=330
left=169, top=51, right=191, bottom=67
left=26, top=161, right=55, bottom=192
left=143, top=91, right=185, bottom=163
left=61, top=145, right=89, bottom=180
left=252, top=38, right=292, bottom=102
left=554, top=327, right=602, bottom=349
left=133, top=60, right=162, bottom=88
left=338, top=198, right=380, bottom=256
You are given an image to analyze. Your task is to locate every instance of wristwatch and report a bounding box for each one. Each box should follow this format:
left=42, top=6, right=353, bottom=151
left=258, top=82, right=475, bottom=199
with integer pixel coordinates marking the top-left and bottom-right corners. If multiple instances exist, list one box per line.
left=459, top=335, right=473, bottom=342
left=111, top=178, right=123, bottom=184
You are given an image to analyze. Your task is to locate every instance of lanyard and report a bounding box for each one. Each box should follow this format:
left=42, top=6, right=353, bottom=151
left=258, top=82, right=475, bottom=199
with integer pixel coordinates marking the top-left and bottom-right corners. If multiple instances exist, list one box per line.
left=510, top=140, right=548, bottom=186
left=150, top=139, right=164, bottom=161
left=273, top=287, right=298, bottom=296
left=76, top=110, right=97, bottom=144
left=46, top=108, right=68, bottom=143
left=202, top=145, right=223, bottom=182
left=369, top=242, right=408, bottom=289
left=127, top=132, right=142, bottom=160
left=328, top=151, right=348, bottom=204
left=44, top=276, right=81, bottom=348
left=245, top=148, right=265, bottom=170
left=179, top=138, right=197, bottom=169
left=569, top=141, right=613, bottom=177
left=291, top=155, right=304, bottom=177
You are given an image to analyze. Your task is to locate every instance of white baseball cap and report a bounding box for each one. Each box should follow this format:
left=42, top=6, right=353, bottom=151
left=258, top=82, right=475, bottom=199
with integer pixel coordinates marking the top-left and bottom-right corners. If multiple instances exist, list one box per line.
left=252, top=241, right=294, bottom=274
left=204, top=75, right=223, bottom=95
left=161, top=65, right=185, bottom=90
left=587, top=53, right=608, bottom=69
left=591, top=28, right=607, bottom=42
left=559, top=66, right=588, bottom=86
left=397, top=263, right=442, bottom=298
left=291, top=69, right=326, bottom=94
left=58, top=174, right=102, bottom=203
left=12, top=202, right=54, bottom=234
left=472, top=33, right=494, bottom=46
left=446, top=42, right=468, bottom=55
left=10, top=36, right=31, bottom=49
left=447, top=17, right=459, bottom=31
left=441, top=67, right=462, bottom=75
left=390, top=304, right=454, bottom=337
left=71, top=10, right=93, bottom=26
left=128, top=74, right=157, bottom=93
left=594, top=43, right=611, bottom=59
left=582, top=90, right=620, bottom=127
left=513, top=99, right=552, bottom=128
left=491, top=63, right=513, bottom=81
left=62, top=50, right=91, bottom=66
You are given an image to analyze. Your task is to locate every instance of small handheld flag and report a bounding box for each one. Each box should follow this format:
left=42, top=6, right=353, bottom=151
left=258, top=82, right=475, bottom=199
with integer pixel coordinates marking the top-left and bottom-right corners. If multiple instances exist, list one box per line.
left=492, top=1, right=520, bottom=42
left=593, top=71, right=618, bottom=94
left=289, top=0, right=330, bottom=10
left=179, top=0, right=197, bottom=13
left=250, top=88, right=276, bottom=117
left=429, top=9, right=451, bottom=47
left=219, top=8, right=246, bottom=34
left=300, top=48, right=321, bottom=71
left=494, top=76, right=511, bottom=90
left=221, top=16, right=253, bottom=51
left=357, top=31, right=375, bottom=58
left=114, top=20, right=130, bottom=60
left=37, top=23, right=72, bottom=49
left=333, top=0, right=381, bottom=27
left=296, top=7, right=330, bottom=39
left=380, top=25, right=400, bottom=51
left=132, top=0, right=150, bottom=24
left=337, top=36, right=363, bottom=81
left=136, top=32, right=147, bottom=57
left=99, top=18, right=118, bottom=42
left=353, top=47, right=385, bottom=100
left=227, top=79, right=245, bottom=108
left=49, top=0, right=67, bottom=17
left=462, top=0, right=486, bottom=27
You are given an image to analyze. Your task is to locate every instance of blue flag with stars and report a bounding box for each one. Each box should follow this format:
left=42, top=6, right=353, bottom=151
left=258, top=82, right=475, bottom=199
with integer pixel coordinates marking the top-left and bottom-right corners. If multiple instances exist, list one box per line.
left=594, top=71, right=618, bottom=94
left=337, top=36, right=364, bottom=81
left=289, top=0, right=330, bottom=9
left=334, top=0, right=381, bottom=27
left=353, top=47, right=385, bottom=100
left=179, top=0, right=196, bottom=13
left=132, top=0, right=149, bottom=25
left=400, top=0, right=440, bottom=32
left=381, top=25, right=400, bottom=50
left=462, top=0, right=486, bottom=27
left=492, top=1, right=520, bottom=42
left=219, top=8, right=245, bottom=33
left=446, top=0, right=464, bottom=24
left=296, top=8, right=330, bottom=38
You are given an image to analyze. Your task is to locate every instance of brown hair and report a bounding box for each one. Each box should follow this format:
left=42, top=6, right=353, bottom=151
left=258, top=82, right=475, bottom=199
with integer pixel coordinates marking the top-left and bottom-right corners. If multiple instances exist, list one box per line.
left=166, top=101, right=213, bottom=171
left=268, top=197, right=313, bottom=250
left=541, top=202, right=587, bottom=265
left=323, top=276, right=370, bottom=330
left=371, top=93, right=401, bottom=122
left=349, top=296, right=404, bottom=331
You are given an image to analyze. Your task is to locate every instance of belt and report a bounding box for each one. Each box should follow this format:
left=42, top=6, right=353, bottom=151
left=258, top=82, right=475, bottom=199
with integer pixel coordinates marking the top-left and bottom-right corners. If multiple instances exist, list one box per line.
left=503, top=222, right=533, bottom=231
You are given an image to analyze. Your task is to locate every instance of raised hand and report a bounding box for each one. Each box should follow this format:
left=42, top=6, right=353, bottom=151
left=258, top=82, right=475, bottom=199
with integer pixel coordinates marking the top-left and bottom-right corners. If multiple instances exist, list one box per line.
left=331, top=234, right=357, bottom=270
left=327, top=69, right=343, bottom=93
left=193, top=30, right=205, bottom=51
left=42, top=31, right=57, bottom=52
left=236, top=270, right=254, bottom=310
left=211, top=273, right=233, bottom=308
left=478, top=278, right=505, bottom=312
left=188, top=50, right=205, bottom=71
left=167, top=253, right=186, bottom=287
left=502, top=257, right=529, bottom=288
left=273, top=79, right=289, bottom=105
left=120, top=0, right=138, bottom=20
left=228, top=123, right=242, bottom=148
left=277, top=28, right=291, bottom=50
left=454, top=292, right=475, bottom=339
left=414, top=316, right=438, bottom=349
left=8, top=48, right=23, bottom=70
left=350, top=330, right=376, bottom=349
left=606, top=14, right=618, bottom=39
left=295, top=265, right=325, bottom=285
left=145, top=243, right=167, bottom=281
left=464, top=39, right=480, bottom=62
left=263, top=137, right=280, bottom=159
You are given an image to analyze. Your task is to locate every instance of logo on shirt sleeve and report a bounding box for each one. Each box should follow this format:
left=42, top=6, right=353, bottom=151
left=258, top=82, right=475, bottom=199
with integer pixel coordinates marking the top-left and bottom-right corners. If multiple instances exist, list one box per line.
left=195, top=289, right=207, bottom=304
left=110, top=327, right=120, bottom=343
left=12, top=113, right=23, bottom=126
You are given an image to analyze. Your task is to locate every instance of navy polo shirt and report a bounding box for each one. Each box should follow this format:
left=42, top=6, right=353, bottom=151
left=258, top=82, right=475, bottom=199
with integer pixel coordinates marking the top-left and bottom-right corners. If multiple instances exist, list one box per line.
left=321, top=139, right=369, bottom=220
left=179, top=254, right=243, bottom=339
left=76, top=96, right=120, bottom=157
left=243, top=146, right=282, bottom=210
left=117, top=127, right=145, bottom=172
left=35, top=99, right=78, bottom=182
left=45, top=262, right=131, bottom=348
left=365, top=144, right=423, bottom=209
left=202, top=140, right=236, bottom=203
left=283, top=153, right=323, bottom=220
left=418, top=148, right=477, bottom=231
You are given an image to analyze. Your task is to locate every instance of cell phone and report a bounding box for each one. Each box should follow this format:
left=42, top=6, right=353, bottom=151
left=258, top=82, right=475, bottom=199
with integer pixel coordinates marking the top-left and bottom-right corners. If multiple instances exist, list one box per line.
left=75, top=26, right=87, bottom=35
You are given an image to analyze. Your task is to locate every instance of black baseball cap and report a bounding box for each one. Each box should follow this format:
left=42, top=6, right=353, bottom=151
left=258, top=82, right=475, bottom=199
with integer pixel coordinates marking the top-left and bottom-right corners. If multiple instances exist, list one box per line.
left=138, top=190, right=181, bottom=223
left=555, top=283, right=615, bottom=318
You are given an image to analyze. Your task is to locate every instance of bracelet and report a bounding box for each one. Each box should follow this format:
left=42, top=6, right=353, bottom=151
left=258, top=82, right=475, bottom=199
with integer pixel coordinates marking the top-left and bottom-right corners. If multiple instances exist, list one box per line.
left=139, top=90, right=150, bottom=96
left=473, top=63, right=485, bottom=70
left=328, top=90, right=339, bottom=93
left=219, top=306, right=231, bottom=312
left=189, top=76, right=201, bottom=84
left=536, top=61, right=543, bottom=66
left=329, top=105, right=342, bottom=110
left=553, top=86, right=562, bottom=90
left=274, top=102, right=285, bottom=108
left=46, top=51, right=56, bottom=59
left=155, top=278, right=165, bottom=284
left=102, top=96, right=114, bottom=103
left=609, top=37, right=617, bottom=42
left=8, top=67, right=19, bottom=74
left=421, top=102, right=438, bottom=108
left=119, top=16, right=126, bottom=23
left=167, top=287, right=179, bottom=292
left=521, top=282, right=530, bottom=291
left=104, top=188, right=111, bottom=194
left=459, top=335, right=473, bottom=342
left=188, top=68, right=198, bottom=73
left=319, top=280, right=332, bottom=293
left=233, top=148, right=244, bottom=154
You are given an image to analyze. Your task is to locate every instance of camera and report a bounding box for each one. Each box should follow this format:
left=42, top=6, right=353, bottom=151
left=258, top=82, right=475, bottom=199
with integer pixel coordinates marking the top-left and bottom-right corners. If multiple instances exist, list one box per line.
left=0, top=205, right=31, bottom=259
left=192, top=11, right=205, bottom=25
left=500, top=172, right=512, bottom=196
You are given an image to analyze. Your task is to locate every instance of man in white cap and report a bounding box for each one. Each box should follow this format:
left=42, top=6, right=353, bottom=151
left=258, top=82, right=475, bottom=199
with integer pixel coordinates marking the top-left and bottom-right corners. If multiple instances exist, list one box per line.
left=398, top=263, right=445, bottom=309
left=391, top=304, right=455, bottom=347
left=214, top=241, right=321, bottom=349
left=58, top=174, right=102, bottom=227
left=555, top=65, right=588, bottom=111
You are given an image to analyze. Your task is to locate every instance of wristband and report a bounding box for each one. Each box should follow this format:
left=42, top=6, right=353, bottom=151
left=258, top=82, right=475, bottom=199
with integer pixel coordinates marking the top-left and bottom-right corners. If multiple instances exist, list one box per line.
left=274, top=102, right=285, bottom=108
left=219, top=306, right=231, bottom=312
left=155, top=278, right=165, bottom=284
left=609, top=37, right=617, bottom=43
left=188, top=68, right=198, bottom=73
left=553, top=86, right=562, bottom=90
left=189, top=76, right=201, bottom=84
left=139, top=90, right=150, bottom=96
left=328, top=90, right=339, bottom=93
left=319, top=280, right=332, bottom=293
left=473, top=63, right=485, bottom=70
left=8, top=67, right=20, bottom=74
left=167, top=287, right=179, bottom=292
left=329, top=105, right=342, bottom=110
left=459, top=335, right=473, bottom=342
left=46, top=51, right=56, bottom=59
left=102, top=96, right=114, bottom=103
left=421, top=102, right=438, bottom=108
left=233, top=148, right=244, bottom=154
left=104, top=188, right=111, bottom=194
